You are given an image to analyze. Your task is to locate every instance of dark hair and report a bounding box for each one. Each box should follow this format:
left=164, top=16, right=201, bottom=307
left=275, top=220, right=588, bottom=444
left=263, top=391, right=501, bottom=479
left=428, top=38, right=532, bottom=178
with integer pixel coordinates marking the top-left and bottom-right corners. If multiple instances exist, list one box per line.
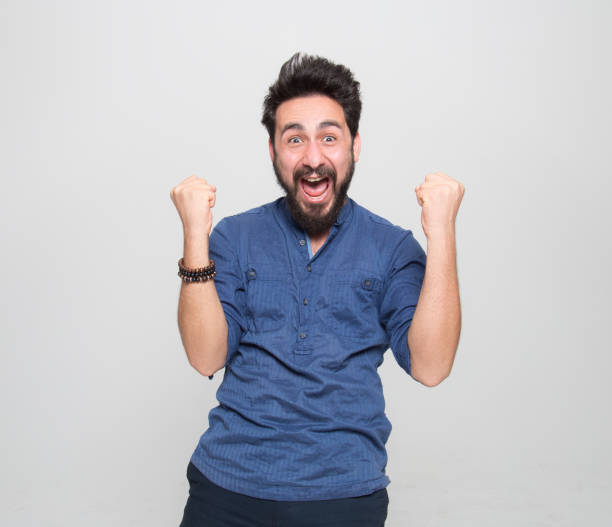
left=261, top=52, right=362, bottom=144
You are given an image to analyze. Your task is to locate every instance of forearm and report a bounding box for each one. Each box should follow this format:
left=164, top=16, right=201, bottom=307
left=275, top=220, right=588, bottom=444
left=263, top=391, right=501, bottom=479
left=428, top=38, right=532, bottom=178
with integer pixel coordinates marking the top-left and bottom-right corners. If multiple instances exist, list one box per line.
left=408, top=229, right=461, bottom=386
left=177, top=230, right=228, bottom=376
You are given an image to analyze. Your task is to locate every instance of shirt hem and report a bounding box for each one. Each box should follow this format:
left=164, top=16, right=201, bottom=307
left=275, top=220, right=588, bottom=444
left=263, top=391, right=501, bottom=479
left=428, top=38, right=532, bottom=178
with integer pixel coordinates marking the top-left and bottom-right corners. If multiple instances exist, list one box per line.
left=189, top=451, right=390, bottom=501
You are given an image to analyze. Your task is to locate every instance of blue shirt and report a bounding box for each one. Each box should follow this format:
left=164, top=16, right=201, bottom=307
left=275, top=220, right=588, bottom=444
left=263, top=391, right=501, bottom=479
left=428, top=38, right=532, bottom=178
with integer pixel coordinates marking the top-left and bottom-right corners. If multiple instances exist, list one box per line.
left=190, top=196, right=426, bottom=501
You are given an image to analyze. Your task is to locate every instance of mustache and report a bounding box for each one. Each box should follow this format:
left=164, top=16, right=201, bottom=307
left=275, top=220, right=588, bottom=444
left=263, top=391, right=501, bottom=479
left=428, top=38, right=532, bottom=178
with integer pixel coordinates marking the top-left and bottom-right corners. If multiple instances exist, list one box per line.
left=293, top=164, right=336, bottom=185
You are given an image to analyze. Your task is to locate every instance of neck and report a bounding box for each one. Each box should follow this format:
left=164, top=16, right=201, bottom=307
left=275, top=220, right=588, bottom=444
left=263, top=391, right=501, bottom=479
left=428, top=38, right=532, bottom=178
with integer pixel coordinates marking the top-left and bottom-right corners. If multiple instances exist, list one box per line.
left=308, top=230, right=329, bottom=256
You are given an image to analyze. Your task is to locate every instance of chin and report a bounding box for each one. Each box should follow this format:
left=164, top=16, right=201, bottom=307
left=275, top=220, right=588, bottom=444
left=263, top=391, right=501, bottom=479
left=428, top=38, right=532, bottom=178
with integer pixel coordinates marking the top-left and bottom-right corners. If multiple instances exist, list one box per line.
left=300, top=198, right=332, bottom=214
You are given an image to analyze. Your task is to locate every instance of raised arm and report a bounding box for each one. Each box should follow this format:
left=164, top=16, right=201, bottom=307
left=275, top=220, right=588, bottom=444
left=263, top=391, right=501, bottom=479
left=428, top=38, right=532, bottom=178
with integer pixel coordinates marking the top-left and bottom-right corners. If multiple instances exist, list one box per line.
left=171, top=175, right=228, bottom=377
left=408, top=172, right=464, bottom=386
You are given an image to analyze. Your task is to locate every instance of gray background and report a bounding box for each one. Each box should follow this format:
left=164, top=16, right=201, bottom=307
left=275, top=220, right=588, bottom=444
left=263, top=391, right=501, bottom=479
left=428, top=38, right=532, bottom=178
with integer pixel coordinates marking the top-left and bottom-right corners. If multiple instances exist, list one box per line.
left=1, top=0, right=610, bottom=525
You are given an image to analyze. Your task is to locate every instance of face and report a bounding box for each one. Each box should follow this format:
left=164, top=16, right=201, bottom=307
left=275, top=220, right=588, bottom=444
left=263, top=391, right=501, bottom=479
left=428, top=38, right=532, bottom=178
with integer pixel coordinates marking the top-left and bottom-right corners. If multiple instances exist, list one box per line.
left=269, top=94, right=361, bottom=236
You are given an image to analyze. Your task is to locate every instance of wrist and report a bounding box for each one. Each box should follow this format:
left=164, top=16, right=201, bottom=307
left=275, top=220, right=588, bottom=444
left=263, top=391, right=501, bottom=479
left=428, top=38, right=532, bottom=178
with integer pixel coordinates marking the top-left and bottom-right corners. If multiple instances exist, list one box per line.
left=184, top=225, right=209, bottom=240
left=183, top=232, right=210, bottom=268
left=425, top=224, right=455, bottom=241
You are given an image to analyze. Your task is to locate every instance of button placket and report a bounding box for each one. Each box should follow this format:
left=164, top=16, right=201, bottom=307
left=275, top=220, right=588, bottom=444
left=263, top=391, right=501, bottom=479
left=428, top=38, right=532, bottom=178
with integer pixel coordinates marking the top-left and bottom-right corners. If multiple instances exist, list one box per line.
left=290, top=225, right=321, bottom=356
left=297, top=251, right=313, bottom=355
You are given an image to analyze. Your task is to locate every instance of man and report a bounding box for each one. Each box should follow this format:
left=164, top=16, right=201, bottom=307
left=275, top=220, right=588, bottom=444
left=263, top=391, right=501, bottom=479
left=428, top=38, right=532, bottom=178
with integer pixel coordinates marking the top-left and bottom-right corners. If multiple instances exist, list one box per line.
left=171, top=53, right=464, bottom=527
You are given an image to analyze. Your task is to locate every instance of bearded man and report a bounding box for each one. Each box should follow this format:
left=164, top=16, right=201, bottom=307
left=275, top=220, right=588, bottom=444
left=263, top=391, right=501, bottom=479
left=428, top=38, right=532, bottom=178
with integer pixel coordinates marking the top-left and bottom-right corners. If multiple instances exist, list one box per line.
left=170, top=52, right=464, bottom=527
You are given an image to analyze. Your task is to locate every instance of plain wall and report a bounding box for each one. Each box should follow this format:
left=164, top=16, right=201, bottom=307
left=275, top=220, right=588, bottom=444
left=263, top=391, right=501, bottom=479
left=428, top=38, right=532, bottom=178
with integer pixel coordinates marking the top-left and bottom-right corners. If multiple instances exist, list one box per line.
left=1, top=1, right=610, bottom=525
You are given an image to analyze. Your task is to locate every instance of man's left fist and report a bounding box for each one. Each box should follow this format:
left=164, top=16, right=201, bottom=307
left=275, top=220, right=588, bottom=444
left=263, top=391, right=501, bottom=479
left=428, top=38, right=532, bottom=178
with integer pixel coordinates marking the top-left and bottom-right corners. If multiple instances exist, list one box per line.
left=414, top=172, right=465, bottom=238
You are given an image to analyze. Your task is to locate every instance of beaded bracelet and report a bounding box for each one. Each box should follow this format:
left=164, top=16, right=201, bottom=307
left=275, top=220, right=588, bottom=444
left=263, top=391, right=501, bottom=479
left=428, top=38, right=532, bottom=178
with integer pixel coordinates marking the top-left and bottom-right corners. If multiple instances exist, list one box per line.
left=178, top=258, right=216, bottom=283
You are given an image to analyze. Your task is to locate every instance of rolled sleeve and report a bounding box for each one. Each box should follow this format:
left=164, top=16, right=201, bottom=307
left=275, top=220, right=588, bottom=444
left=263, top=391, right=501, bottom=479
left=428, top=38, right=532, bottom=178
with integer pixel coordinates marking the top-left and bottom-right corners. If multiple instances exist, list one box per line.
left=380, top=231, right=426, bottom=377
left=206, top=218, right=247, bottom=379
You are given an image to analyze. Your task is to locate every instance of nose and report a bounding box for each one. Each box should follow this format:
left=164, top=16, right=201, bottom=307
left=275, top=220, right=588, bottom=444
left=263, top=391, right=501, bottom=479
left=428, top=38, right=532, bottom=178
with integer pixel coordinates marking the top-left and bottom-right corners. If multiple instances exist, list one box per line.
left=302, top=139, right=324, bottom=169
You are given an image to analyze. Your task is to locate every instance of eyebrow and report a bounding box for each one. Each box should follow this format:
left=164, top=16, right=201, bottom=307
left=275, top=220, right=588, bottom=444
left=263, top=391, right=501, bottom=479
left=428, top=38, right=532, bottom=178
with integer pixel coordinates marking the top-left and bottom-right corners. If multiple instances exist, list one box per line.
left=280, top=120, right=344, bottom=137
left=318, top=120, right=343, bottom=131
left=280, top=122, right=304, bottom=136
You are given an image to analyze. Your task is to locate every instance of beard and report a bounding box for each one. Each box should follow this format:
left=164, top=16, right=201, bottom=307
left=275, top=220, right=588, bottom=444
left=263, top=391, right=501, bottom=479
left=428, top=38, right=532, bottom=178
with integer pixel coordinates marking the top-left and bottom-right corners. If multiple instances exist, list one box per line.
left=273, top=151, right=355, bottom=236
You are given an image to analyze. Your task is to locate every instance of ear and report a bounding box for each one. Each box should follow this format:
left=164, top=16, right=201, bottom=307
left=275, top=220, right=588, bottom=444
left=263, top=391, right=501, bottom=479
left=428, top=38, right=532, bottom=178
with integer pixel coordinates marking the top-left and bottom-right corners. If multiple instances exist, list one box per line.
left=352, top=132, right=362, bottom=163
left=268, top=138, right=275, bottom=162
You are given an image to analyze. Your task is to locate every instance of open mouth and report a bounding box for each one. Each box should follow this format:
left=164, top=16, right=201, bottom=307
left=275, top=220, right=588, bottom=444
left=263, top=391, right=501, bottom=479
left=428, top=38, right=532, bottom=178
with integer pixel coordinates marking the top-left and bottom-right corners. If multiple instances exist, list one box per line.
left=299, top=175, right=331, bottom=203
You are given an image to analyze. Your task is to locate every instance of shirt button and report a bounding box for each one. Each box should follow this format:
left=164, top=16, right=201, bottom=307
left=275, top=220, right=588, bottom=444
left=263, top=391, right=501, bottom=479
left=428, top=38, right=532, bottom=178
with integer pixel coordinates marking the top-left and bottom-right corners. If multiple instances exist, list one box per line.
left=364, top=279, right=372, bottom=287
left=307, top=265, right=312, bottom=272
left=299, top=332, right=306, bottom=339
left=299, top=239, right=306, bottom=246
left=303, top=298, right=308, bottom=305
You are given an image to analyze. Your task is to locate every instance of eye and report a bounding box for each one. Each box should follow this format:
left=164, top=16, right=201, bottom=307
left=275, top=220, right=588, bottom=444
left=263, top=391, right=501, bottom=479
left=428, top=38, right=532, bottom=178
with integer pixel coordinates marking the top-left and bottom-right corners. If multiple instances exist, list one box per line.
left=322, top=135, right=336, bottom=143
left=288, top=136, right=302, bottom=144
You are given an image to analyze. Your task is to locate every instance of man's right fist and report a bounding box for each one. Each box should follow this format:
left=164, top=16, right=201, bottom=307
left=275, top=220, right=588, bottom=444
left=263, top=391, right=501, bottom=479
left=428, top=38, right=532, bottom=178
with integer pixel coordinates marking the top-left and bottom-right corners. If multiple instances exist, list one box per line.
left=170, top=175, right=217, bottom=236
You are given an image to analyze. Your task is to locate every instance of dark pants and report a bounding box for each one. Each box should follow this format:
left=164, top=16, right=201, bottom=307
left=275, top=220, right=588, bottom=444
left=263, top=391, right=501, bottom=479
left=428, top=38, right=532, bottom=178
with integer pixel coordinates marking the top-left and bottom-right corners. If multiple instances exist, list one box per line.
left=180, top=462, right=389, bottom=527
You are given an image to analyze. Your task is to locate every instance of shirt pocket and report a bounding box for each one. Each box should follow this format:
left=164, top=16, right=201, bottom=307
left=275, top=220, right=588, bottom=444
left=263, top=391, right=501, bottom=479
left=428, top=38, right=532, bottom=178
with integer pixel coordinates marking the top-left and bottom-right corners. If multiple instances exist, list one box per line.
left=317, top=269, right=383, bottom=339
left=244, top=265, right=295, bottom=333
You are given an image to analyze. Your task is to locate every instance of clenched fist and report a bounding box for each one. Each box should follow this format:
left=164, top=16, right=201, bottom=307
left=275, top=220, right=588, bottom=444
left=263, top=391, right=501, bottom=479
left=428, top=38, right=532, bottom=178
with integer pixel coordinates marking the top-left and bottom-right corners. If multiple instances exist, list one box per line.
left=414, top=172, right=465, bottom=239
left=170, top=175, right=217, bottom=236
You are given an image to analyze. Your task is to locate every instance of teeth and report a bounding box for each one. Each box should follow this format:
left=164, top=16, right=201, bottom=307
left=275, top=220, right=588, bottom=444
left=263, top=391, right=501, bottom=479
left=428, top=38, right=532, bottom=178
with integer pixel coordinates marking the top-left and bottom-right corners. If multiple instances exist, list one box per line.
left=303, top=176, right=324, bottom=182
